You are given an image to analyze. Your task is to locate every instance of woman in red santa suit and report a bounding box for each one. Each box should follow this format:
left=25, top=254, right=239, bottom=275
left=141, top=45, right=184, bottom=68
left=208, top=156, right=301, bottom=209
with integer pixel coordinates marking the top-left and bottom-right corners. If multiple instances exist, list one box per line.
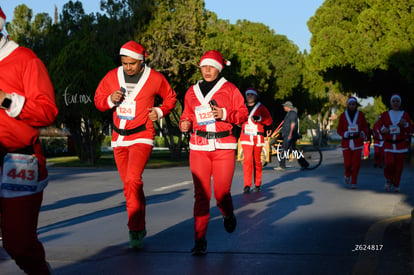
left=95, top=41, right=177, bottom=249
left=239, top=88, right=272, bottom=193
left=180, top=50, right=248, bottom=256
left=0, top=6, right=58, bottom=274
left=377, top=94, right=412, bottom=192
left=337, top=97, right=368, bottom=189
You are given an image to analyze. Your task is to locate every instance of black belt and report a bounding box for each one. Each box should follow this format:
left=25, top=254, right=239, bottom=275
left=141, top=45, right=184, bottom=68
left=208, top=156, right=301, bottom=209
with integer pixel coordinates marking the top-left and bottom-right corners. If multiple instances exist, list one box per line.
left=344, top=134, right=360, bottom=140
left=386, top=139, right=405, bottom=144
left=113, top=124, right=146, bottom=136
left=195, top=130, right=231, bottom=139
left=258, top=132, right=265, bottom=136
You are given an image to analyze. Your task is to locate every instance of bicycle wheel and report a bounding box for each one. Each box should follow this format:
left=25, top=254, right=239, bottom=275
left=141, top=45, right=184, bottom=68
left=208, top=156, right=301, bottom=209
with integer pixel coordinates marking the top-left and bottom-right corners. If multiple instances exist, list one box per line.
left=297, top=145, right=322, bottom=170
left=261, top=146, right=269, bottom=167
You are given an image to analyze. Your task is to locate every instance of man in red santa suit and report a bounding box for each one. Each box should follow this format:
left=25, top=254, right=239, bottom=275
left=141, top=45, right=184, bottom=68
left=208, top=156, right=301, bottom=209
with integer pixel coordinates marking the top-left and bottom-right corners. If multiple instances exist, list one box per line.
left=372, top=115, right=384, bottom=168
left=337, top=97, right=368, bottom=189
left=180, top=50, right=248, bottom=255
left=0, top=6, right=58, bottom=274
left=95, top=41, right=177, bottom=249
left=239, top=88, right=272, bottom=193
left=377, top=94, right=412, bottom=192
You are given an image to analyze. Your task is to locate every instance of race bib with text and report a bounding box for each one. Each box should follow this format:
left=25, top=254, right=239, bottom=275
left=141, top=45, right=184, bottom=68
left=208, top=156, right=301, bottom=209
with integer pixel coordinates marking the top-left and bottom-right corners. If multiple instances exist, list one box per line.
left=2, top=153, right=39, bottom=192
left=117, top=101, right=136, bottom=120
left=195, top=104, right=215, bottom=126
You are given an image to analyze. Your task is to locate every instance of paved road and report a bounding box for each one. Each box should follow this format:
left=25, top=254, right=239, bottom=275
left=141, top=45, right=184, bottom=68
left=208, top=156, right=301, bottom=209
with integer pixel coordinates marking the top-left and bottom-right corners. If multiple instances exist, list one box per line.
left=1, top=147, right=413, bottom=274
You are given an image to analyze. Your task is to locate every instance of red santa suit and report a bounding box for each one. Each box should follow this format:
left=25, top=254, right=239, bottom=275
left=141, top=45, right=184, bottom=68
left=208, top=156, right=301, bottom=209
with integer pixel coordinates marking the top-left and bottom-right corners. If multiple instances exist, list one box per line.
left=372, top=119, right=384, bottom=168
left=240, top=97, right=272, bottom=189
left=95, top=42, right=177, bottom=235
left=0, top=31, right=58, bottom=274
left=180, top=74, right=248, bottom=241
left=377, top=107, right=412, bottom=189
left=337, top=100, right=368, bottom=187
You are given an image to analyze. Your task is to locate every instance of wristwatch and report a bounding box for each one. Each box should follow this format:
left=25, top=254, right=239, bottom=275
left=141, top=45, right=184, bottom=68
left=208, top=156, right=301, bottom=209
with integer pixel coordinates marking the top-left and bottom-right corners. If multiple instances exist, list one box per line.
left=0, top=94, right=12, bottom=109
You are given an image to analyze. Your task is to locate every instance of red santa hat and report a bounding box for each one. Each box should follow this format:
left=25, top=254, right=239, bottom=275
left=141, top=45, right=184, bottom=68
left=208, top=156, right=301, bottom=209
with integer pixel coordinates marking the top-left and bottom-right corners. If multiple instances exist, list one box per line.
left=347, top=96, right=358, bottom=105
left=199, top=50, right=231, bottom=72
left=390, top=94, right=401, bottom=104
left=0, top=7, right=6, bottom=31
left=245, top=88, right=258, bottom=96
left=119, top=41, right=146, bottom=60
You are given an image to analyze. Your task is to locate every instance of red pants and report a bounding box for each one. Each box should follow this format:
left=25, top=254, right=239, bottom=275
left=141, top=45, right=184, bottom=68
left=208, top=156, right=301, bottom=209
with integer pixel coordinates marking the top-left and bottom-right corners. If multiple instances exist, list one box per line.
left=384, top=152, right=405, bottom=187
left=363, top=142, right=370, bottom=158
left=0, top=191, right=50, bottom=274
left=242, top=144, right=263, bottom=187
left=190, top=149, right=235, bottom=240
left=374, top=146, right=384, bottom=167
left=342, top=149, right=362, bottom=184
left=114, top=143, right=152, bottom=231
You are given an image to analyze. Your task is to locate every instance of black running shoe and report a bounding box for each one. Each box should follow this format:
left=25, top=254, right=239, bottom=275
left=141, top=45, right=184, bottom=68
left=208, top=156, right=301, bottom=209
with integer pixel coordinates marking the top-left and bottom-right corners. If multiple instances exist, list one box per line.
left=191, top=238, right=207, bottom=256
left=243, top=186, right=250, bottom=194
left=254, top=185, right=261, bottom=192
left=223, top=213, right=237, bottom=233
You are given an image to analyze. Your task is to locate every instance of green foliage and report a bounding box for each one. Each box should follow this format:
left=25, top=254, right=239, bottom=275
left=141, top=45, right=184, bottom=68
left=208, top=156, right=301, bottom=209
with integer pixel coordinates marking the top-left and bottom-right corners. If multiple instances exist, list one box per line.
left=308, top=0, right=414, bottom=118
left=203, top=19, right=304, bottom=102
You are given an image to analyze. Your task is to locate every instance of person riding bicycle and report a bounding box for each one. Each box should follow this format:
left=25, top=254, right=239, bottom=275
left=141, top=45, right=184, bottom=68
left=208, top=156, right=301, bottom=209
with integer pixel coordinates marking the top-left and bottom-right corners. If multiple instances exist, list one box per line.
left=274, top=101, right=309, bottom=171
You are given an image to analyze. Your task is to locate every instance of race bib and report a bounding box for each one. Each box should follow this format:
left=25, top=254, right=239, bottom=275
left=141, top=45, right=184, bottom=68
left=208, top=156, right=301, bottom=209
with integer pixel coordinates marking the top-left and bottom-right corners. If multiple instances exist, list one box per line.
left=2, top=153, right=38, bottom=192
left=195, top=104, right=215, bottom=126
left=244, top=123, right=258, bottom=136
left=348, top=124, right=359, bottom=134
left=117, top=101, right=136, bottom=120
left=389, top=125, right=400, bottom=135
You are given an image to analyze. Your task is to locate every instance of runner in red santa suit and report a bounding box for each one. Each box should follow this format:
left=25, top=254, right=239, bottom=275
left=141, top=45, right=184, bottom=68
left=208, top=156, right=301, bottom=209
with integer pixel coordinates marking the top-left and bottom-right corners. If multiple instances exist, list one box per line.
left=239, top=88, right=272, bottom=193
left=0, top=6, right=58, bottom=274
left=180, top=50, right=248, bottom=256
left=372, top=115, right=384, bottom=168
left=95, top=41, right=177, bottom=249
left=377, top=94, right=412, bottom=192
left=337, top=96, right=368, bottom=189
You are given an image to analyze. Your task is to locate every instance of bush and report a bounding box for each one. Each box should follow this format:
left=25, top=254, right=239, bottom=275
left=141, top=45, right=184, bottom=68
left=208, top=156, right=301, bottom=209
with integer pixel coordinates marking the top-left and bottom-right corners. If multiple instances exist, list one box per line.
left=40, top=136, right=68, bottom=157
left=103, top=136, right=112, bottom=147
left=154, top=136, right=166, bottom=147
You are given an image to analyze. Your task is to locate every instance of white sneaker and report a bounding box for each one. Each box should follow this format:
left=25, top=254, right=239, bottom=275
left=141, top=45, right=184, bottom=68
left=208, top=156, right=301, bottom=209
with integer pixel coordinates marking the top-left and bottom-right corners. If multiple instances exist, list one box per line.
left=351, top=184, right=357, bottom=189
left=384, top=180, right=392, bottom=190
left=344, top=177, right=350, bottom=185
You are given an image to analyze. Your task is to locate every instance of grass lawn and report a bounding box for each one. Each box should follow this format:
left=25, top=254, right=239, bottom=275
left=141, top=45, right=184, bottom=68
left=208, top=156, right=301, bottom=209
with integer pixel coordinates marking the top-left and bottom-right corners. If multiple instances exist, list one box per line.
left=47, top=149, right=189, bottom=168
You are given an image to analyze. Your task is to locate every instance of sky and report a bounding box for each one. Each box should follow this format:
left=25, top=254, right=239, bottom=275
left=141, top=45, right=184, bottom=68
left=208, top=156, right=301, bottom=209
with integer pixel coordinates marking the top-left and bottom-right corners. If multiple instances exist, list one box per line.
left=1, top=0, right=325, bottom=52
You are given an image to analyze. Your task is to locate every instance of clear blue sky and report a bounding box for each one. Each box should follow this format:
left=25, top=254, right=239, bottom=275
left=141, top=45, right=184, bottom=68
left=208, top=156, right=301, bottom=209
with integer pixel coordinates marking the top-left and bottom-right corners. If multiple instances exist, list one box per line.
left=2, top=0, right=325, bottom=52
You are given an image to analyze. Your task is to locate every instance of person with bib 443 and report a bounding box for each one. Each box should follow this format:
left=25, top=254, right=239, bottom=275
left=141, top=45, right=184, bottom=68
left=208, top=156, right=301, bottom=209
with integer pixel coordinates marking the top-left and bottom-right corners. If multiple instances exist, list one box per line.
left=239, top=88, right=272, bottom=193
left=376, top=94, right=412, bottom=192
left=337, top=96, right=369, bottom=189
left=0, top=6, right=58, bottom=274
left=180, top=50, right=248, bottom=256
left=95, top=41, right=177, bottom=249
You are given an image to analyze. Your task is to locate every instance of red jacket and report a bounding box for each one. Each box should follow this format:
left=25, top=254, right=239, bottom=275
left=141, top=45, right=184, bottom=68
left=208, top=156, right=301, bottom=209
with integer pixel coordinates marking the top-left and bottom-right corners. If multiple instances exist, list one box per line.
left=180, top=77, right=248, bottom=151
left=337, top=110, right=368, bottom=150
left=372, top=120, right=384, bottom=147
left=377, top=110, right=412, bottom=153
left=0, top=45, right=58, bottom=152
left=95, top=65, right=177, bottom=147
left=239, top=102, right=273, bottom=146
left=0, top=39, right=58, bottom=197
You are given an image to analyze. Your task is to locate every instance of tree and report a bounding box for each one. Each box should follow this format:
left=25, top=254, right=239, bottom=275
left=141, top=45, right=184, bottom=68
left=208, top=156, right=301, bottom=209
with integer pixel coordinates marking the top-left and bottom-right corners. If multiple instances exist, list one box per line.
left=49, top=38, right=114, bottom=164
left=308, top=0, right=414, bottom=117
left=138, top=0, right=208, bottom=158
left=7, top=4, right=53, bottom=56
